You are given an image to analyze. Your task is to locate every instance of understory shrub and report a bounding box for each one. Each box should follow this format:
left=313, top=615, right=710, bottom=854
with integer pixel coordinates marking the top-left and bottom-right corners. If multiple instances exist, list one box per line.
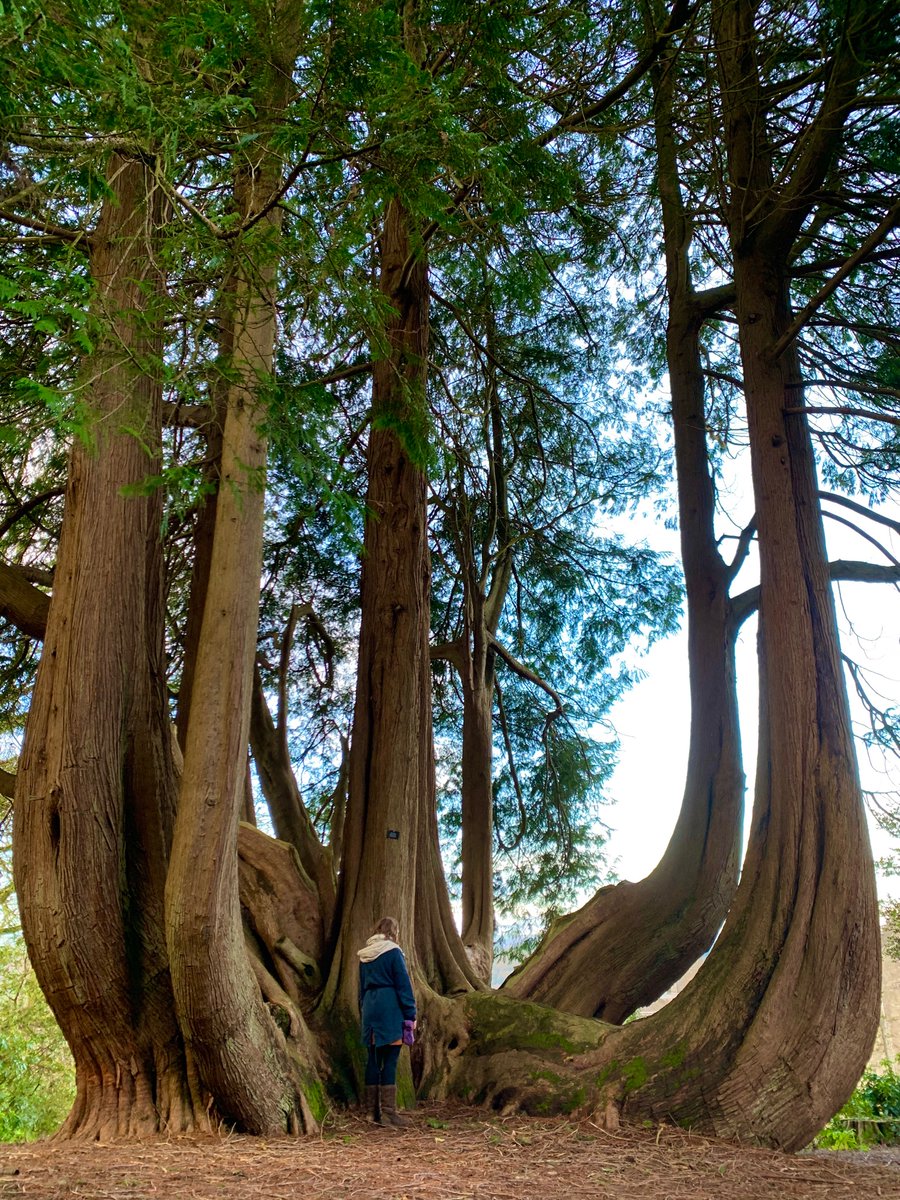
left=813, top=1059, right=900, bottom=1150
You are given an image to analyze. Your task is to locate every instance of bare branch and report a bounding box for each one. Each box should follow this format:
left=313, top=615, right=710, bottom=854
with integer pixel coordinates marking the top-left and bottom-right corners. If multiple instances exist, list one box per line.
left=536, top=0, right=695, bottom=146
left=490, top=635, right=565, bottom=717
left=771, top=201, right=900, bottom=360
left=430, top=637, right=466, bottom=673
left=819, top=491, right=900, bottom=537
left=0, top=206, right=91, bottom=247
left=0, top=561, right=49, bottom=640
left=730, top=559, right=900, bottom=629
left=823, top=512, right=900, bottom=568
left=724, top=516, right=757, bottom=585
left=0, top=487, right=64, bottom=540
left=787, top=404, right=900, bottom=431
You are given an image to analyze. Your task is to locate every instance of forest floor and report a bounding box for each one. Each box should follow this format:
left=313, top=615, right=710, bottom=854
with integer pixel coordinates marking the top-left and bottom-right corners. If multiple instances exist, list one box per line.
left=1, top=1102, right=898, bottom=1200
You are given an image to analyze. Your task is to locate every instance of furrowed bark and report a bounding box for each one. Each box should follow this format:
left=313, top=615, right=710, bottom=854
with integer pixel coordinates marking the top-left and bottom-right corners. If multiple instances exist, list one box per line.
left=14, top=156, right=203, bottom=1138
left=165, top=4, right=322, bottom=1134
left=325, top=147, right=481, bottom=1014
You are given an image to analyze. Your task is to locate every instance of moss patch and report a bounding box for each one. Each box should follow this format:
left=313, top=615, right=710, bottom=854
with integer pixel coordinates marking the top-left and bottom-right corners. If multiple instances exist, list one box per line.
left=622, top=1057, right=648, bottom=1094
left=465, top=993, right=609, bottom=1059
left=300, top=1074, right=330, bottom=1124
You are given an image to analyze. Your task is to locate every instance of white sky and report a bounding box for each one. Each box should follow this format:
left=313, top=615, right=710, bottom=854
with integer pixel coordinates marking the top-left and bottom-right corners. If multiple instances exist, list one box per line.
left=603, top=497, right=900, bottom=901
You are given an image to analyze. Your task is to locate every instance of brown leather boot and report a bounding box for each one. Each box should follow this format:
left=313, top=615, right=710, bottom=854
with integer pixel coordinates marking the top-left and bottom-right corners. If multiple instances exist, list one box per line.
left=365, top=1084, right=382, bottom=1125
left=380, top=1085, right=412, bottom=1127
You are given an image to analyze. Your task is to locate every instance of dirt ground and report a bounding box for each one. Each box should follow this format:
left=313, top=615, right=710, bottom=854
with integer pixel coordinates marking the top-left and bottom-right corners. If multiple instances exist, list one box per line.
left=1, top=1103, right=898, bottom=1200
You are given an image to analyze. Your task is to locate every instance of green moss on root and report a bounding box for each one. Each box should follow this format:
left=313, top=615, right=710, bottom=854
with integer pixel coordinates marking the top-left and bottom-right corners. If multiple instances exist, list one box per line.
left=465, top=993, right=609, bottom=1059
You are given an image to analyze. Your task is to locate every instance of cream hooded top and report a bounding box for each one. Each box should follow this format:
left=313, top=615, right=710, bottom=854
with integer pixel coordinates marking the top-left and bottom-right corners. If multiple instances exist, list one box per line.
left=357, top=934, right=402, bottom=963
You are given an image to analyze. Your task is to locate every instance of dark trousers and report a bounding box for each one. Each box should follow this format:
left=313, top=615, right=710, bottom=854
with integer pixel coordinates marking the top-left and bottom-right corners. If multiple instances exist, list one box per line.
left=365, top=1043, right=401, bottom=1086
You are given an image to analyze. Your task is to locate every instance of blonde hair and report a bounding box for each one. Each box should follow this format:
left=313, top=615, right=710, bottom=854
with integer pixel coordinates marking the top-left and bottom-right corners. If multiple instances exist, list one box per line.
left=374, top=916, right=399, bottom=942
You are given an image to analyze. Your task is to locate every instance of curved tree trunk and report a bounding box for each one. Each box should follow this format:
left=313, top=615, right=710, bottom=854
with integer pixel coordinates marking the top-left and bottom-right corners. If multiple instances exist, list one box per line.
left=479, top=0, right=881, bottom=1149
left=165, top=8, right=322, bottom=1135
left=500, top=322, right=744, bottom=1019
left=428, top=253, right=879, bottom=1146
left=502, top=44, right=745, bottom=1020
left=14, top=157, right=204, bottom=1138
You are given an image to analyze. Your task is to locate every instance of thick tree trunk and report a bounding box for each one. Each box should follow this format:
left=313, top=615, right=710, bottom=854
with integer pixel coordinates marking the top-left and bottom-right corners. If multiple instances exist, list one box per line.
left=14, top=157, right=203, bottom=1138
left=478, top=8, right=880, bottom=1149
left=325, top=196, right=478, bottom=1016
left=494, top=0, right=880, bottom=1148
left=165, top=135, right=321, bottom=1133
left=164, top=5, right=323, bottom=1132
left=502, top=53, right=744, bottom=1020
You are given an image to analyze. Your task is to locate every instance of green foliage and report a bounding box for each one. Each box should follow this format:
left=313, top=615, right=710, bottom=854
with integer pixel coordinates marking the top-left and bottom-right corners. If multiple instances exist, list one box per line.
left=812, top=1059, right=900, bottom=1150
left=0, top=936, right=75, bottom=1142
left=0, top=807, right=73, bottom=1142
left=883, top=898, right=900, bottom=961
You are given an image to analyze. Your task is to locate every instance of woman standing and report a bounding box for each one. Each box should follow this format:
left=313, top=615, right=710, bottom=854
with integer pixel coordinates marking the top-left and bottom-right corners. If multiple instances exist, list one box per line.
left=358, top=916, right=417, bottom=1126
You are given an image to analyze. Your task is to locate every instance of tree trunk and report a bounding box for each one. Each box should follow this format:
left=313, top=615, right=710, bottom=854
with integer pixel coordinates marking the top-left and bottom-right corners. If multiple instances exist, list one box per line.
left=164, top=5, right=323, bottom=1133
left=450, top=322, right=513, bottom=983
left=503, top=0, right=881, bottom=1147
left=325, top=196, right=478, bottom=1016
left=174, top=417, right=221, bottom=752
left=489, top=9, right=879, bottom=1148
left=165, top=134, right=321, bottom=1132
left=249, top=663, right=337, bottom=928
left=459, top=647, right=495, bottom=981
left=14, top=157, right=203, bottom=1138
left=502, top=45, right=744, bottom=1021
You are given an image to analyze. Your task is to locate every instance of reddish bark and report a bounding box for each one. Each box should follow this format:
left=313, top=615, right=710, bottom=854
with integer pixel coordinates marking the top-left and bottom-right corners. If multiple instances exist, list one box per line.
left=14, top=157, right=202, bottom=1138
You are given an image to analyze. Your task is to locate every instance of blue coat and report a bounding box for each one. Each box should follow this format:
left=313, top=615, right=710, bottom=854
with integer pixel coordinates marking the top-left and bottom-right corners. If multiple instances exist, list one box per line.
left=359, top=947, right=416, bottom=1047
